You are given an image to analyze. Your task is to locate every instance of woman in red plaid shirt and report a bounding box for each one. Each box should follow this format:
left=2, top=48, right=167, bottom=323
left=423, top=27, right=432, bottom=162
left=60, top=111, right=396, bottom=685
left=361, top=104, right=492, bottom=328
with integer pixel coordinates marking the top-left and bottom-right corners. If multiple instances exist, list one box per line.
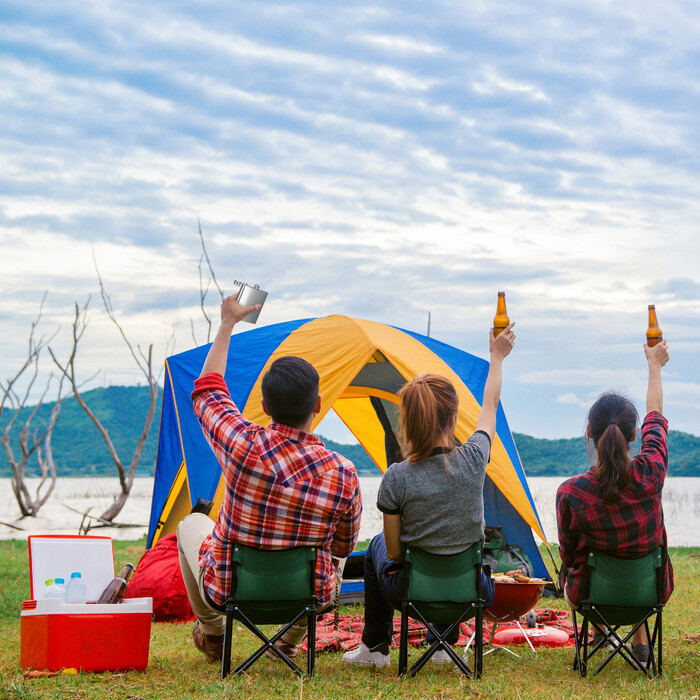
left=556, top=339, right=673, bottom=664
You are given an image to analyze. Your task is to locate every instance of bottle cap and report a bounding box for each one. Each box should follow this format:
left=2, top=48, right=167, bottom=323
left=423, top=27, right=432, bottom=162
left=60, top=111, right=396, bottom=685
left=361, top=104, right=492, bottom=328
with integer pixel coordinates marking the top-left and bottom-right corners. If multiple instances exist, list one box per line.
left=55, top=578, right=65, bottom=584
left=70, top=572, right=81, bottom=579
left=45, top=579, right=54, bottom=586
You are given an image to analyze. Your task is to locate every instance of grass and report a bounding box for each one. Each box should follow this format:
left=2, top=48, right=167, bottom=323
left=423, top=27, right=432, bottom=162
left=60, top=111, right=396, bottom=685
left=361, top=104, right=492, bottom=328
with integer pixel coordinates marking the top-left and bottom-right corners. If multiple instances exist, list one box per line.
left=0, top=539, right=698, bottom=699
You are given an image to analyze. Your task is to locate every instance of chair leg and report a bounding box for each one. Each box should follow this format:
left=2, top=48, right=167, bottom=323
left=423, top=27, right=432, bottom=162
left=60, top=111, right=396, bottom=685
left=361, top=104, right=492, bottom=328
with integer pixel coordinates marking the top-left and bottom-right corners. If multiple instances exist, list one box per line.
left=647, top=610, right=663, bottom=677
left=404, top=604, right=474, bottom=678
left=571, top=610, right=580, bottom=673
left=580, top=613, right=588, bottom=677
left=307, top=606, right=316, bottom=678
left=657, top=609, right=663, bottom=677
left=474, top=606, right=483, bottom=679
left=231, top=607, right=308, bottom=677
left=398, top=605, right=409, bottom=676
left=221, top=607, right=234, bottom=679
left=589, top=610, right=653, bottom=678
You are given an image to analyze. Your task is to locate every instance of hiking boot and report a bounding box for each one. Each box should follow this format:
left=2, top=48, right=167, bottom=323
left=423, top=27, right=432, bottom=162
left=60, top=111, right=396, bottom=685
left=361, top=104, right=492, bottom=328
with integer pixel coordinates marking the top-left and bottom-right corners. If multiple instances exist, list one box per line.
left=431, top=649, right=451, bottom=666
left=192, top=620, right=224, bottom=663
left=264, top=639, right=300, bottom=661
left=342, top=643, right=390, bottom=668
left=631, top=643, right=650, bottom=666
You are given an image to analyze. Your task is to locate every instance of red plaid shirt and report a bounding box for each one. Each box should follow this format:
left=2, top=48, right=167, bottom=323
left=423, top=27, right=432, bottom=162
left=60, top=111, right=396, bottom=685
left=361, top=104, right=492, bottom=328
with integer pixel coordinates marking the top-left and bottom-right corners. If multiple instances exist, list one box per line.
left=556, top=411, right=674, bottom=606
left=192, top=373, right=362, bottom=608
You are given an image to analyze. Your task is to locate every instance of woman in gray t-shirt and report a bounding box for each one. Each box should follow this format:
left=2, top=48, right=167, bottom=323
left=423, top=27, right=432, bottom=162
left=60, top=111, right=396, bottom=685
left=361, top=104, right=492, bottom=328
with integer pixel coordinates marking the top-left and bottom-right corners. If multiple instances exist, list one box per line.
left=343, top=323, right=516, bottom=669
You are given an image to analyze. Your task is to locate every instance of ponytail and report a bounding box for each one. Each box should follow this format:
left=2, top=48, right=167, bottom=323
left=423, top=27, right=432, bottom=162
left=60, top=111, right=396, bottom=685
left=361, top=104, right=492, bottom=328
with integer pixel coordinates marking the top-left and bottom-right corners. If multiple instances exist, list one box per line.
left=398, top=374, right=458, bottom=462
left=587, top=392, right=638, bottom=503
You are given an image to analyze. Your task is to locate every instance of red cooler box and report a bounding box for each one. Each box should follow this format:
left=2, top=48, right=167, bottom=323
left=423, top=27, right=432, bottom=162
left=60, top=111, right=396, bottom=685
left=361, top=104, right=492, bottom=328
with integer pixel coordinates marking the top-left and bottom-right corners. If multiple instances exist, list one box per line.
left=20, top=598, right=153, bottom=671
left=21, top=535, right=153, bottom=672
left=21, top=597, right=152, bottom=672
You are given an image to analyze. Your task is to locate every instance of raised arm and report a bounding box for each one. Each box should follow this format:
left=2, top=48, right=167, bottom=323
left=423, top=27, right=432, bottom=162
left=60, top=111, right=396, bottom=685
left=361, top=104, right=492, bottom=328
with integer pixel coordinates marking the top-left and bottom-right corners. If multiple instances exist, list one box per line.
left=199, top=295, right=261, bottom=378
left=643, top=340, right=669, bottom=415
left=475, top=322, right=516, bottom=442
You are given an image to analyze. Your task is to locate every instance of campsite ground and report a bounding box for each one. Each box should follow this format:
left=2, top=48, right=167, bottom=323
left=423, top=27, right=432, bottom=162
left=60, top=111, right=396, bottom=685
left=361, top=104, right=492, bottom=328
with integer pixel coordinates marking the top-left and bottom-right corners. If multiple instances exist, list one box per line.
left=0, top=540, right=698, bottom=700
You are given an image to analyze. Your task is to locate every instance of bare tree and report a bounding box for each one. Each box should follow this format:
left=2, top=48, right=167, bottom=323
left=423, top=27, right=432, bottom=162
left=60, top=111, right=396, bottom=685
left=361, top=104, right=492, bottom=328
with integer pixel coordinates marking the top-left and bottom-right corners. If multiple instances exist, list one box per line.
left=49, top=270, right=167, bottom=522
left=1, top=295, right=62, bottom=517
left=190, top=217, right=224, bottom=346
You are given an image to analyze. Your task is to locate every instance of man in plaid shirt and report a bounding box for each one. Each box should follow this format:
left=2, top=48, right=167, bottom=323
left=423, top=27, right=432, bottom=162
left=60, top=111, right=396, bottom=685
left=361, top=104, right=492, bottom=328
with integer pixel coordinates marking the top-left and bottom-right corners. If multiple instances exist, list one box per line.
left=178, top=295, right=362, bottom=664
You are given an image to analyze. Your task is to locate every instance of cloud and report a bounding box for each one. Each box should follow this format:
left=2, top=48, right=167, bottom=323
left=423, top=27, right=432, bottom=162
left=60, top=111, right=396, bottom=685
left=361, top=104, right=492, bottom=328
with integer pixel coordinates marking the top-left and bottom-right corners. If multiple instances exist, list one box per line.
left=518, top=368, right=643, bottom=388
left=555, top=392, right=590, bottom=409
left=2, top=0, right=700, bottom=438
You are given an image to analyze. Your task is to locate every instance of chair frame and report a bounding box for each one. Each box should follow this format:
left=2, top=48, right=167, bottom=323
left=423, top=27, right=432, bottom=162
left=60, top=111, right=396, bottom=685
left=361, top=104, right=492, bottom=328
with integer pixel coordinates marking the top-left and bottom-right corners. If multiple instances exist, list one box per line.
left=215, top=544, right=318, bottom=679
left=571, top=547, right=665, bottom=678
left=398, top=544, right=485, bottom=678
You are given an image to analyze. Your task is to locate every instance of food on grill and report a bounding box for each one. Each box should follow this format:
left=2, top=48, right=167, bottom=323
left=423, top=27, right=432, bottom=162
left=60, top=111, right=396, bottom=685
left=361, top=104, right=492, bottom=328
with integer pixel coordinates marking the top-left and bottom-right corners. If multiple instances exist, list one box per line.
left=491, top=569, right=550, bottom=584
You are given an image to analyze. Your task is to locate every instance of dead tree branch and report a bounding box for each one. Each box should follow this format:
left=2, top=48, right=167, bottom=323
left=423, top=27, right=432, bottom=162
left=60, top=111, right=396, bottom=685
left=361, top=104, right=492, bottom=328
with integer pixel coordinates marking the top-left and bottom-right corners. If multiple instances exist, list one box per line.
left=1, top=295, right=62, bottom=517
left=50, top=268, right=159, bottom=524
left=191, top=218, right=224, bottom=345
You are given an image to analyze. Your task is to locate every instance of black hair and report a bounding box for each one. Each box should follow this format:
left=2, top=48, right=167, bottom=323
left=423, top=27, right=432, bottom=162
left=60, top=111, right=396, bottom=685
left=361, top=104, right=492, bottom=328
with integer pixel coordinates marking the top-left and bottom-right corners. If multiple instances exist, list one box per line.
left=261, top=356, right=320, bottom=428
left=587, top=392, right=639, bottom=504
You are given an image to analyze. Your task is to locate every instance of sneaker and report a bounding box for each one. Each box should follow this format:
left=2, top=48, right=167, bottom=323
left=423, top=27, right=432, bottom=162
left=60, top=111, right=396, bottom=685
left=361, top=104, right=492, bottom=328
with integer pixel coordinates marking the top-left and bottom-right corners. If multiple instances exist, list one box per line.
left=342, top=643, right=390, bottom=668
left=631, top=643, right=650, bottom=666
left=265, top=639, right=300, bottom=661
left=592, top=630, right=618, bottom=651
left=192, top=620, right=224, bottom=663
left=431, top=649, right=451, bottom=666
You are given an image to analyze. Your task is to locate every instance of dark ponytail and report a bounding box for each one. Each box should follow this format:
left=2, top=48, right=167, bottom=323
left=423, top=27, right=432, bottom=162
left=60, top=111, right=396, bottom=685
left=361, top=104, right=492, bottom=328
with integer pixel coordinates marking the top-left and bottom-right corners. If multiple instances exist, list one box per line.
left=398, top=374, right=458, bottom=462
left=587, top=392, right=638, bottom=503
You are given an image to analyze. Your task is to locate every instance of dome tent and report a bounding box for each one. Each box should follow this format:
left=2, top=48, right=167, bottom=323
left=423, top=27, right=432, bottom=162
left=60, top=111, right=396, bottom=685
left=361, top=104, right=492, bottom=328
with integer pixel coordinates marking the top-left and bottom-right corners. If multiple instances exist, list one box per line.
left=147, top=315, right=553, bottom=579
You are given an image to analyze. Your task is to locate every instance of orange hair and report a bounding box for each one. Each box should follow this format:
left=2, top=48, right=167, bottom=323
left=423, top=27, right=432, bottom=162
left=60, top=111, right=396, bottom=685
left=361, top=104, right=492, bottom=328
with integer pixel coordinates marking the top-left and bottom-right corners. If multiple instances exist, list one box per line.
left=397, top=374, right=458, bottom=462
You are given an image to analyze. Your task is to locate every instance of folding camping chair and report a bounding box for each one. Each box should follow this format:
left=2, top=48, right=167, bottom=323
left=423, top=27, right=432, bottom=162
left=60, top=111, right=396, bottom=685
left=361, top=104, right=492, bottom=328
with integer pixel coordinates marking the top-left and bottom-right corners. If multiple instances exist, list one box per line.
left=398, top=543, right=485, bottom=678
left=218, top=544, right=317, bottom=679
left=572, top=547, right=665, bottom=678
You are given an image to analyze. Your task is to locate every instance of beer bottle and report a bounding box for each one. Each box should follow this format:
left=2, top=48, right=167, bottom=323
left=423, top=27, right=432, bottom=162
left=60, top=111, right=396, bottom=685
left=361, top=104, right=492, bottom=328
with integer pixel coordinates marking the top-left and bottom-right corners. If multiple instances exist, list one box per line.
left=493, top=292, right=510, bottom=337
left=97, top=563, right=134, bottom=604
left=646, top=305, right=662, bottom=348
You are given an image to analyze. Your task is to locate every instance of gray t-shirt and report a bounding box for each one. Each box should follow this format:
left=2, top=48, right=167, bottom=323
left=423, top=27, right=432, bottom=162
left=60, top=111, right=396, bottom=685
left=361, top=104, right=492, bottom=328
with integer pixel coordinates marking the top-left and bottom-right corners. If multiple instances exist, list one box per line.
left=376, top=431, right=491, bottom=555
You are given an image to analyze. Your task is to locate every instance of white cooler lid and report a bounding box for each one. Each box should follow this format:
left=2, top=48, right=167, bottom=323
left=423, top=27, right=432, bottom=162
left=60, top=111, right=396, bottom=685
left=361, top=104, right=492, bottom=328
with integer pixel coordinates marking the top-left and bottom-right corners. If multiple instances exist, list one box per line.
left=28, top=535, right=116, bottom=602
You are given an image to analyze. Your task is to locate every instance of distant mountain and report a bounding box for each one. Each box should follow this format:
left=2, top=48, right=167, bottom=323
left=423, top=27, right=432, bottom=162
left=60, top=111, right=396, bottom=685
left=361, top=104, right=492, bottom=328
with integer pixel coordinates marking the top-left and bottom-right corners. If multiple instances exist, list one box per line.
left=1, top=386, right=698, bottom=477
left=0, top=385, right=162, bottom=477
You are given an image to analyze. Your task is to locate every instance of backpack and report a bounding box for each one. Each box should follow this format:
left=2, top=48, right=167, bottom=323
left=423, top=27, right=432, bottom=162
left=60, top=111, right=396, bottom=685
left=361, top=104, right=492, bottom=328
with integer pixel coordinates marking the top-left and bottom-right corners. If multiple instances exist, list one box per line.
left=124, top=533, right=195, bottom=622
left=483, top=526, right=534, bottom=577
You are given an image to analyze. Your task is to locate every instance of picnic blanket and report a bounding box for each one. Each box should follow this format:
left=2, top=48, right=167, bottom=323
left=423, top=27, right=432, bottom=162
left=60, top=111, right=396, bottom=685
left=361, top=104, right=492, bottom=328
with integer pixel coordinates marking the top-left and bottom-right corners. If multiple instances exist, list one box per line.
left=301, top=608, right=580, bottom=652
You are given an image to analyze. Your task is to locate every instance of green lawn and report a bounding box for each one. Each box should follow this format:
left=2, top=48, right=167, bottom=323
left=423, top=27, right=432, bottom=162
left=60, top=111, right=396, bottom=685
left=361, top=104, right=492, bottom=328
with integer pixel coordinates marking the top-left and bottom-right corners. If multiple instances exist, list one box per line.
left=1, top=539, right=698, bottom=699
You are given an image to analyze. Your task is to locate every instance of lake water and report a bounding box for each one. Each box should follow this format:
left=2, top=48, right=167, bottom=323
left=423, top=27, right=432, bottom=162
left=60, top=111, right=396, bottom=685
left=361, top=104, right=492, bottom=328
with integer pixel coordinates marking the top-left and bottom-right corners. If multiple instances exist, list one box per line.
left=2, top=476, right=699, bottom=546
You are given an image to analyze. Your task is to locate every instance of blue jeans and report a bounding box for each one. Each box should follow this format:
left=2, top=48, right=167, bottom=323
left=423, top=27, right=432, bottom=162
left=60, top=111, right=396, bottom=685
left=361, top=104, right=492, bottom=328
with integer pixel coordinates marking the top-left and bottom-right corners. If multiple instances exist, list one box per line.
left=361, top=533, right=495, bottom=652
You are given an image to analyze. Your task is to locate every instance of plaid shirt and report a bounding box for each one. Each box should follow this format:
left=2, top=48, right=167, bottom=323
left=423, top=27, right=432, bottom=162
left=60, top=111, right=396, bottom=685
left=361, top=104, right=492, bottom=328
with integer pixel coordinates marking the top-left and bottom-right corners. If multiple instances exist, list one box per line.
left=192, top=373, right=362, bottom=608
left=556, top=411, right=674, bottom=605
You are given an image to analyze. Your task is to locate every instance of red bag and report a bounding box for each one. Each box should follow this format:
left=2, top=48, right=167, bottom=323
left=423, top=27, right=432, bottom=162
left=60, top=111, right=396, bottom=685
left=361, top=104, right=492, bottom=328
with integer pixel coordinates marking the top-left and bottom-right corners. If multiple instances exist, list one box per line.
left=124, top=533, right=195, bottom=622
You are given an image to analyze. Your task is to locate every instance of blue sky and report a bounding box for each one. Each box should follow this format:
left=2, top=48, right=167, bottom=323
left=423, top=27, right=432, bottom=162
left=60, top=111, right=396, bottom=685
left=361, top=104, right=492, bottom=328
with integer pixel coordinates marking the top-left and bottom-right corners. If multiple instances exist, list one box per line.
left=1, top=0, right=700, bottom=441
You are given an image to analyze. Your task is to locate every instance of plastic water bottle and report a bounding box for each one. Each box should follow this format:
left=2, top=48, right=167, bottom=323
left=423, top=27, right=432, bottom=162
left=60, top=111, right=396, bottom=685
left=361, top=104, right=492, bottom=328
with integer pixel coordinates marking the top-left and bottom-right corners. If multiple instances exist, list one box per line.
left=43, top=579, right=63, bottom=600
left=54, top=578, right=67, bottom=601
left=65, top=572, right=87, bottom=604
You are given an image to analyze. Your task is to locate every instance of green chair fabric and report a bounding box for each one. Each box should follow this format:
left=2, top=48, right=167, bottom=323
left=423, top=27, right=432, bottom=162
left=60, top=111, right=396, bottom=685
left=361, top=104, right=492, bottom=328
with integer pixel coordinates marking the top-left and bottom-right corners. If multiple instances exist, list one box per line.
left=220, top=543, right=317, bottom=679
left=572, top=547, right=665, bottom=678
left=399, top=543, right=485, bottom=678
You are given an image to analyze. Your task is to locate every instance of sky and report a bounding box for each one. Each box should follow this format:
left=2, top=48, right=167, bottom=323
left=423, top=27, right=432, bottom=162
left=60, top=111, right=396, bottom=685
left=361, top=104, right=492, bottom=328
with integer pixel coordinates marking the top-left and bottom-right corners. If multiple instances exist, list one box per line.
left=2, top=0, right=700, bottom=442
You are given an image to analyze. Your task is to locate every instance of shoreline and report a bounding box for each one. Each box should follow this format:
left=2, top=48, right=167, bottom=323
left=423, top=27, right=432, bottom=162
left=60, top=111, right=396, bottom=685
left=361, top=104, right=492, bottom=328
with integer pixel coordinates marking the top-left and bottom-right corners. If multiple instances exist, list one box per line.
left=2, top=476, right=700, bottom=547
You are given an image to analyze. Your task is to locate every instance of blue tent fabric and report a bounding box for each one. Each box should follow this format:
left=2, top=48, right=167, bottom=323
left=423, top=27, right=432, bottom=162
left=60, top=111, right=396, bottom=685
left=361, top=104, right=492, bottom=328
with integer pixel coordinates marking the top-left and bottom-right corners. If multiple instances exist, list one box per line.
left=147, top=372, right=182, bottom=544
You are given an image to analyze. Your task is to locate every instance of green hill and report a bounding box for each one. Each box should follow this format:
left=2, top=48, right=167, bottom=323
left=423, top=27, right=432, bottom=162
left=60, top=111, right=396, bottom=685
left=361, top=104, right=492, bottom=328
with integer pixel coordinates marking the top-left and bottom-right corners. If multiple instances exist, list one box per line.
left=0, top=385, right=162, bottom=477
left=1, top=386, right=698, bottom=477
